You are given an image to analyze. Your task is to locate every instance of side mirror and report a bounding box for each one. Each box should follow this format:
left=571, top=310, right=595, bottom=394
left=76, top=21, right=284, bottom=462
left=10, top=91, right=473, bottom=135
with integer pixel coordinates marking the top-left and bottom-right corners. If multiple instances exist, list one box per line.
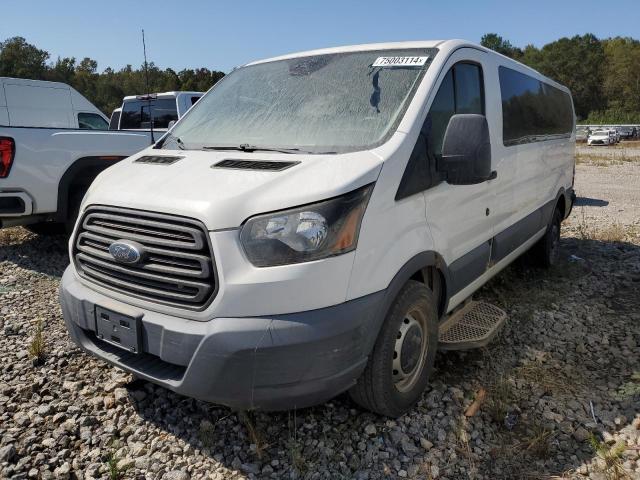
left=440, top=114, right=493, bottom=185
left=167, top=120, right=176, bottom=129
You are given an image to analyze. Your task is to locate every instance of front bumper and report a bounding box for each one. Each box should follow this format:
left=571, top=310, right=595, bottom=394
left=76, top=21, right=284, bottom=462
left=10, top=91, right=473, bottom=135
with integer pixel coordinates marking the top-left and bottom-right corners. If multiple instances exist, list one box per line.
left=60, top=267, right=385, bottom=410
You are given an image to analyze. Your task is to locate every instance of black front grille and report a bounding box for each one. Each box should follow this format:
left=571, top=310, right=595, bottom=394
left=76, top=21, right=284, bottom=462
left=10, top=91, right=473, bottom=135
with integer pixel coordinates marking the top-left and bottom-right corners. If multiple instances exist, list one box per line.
left=213, top=159, right=299, bottom=171
left=73, top=206, right=217, bottom=310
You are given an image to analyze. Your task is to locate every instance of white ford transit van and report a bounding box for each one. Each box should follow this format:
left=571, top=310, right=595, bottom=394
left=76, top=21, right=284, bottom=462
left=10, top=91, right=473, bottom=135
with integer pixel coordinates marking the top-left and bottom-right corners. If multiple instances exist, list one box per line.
left=60, top=40, right=576, bottom=417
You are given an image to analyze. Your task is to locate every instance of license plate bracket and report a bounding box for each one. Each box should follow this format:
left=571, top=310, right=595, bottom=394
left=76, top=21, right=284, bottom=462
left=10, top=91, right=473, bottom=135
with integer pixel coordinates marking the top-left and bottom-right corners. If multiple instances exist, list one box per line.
left=95, top=306, right=141, bottom=354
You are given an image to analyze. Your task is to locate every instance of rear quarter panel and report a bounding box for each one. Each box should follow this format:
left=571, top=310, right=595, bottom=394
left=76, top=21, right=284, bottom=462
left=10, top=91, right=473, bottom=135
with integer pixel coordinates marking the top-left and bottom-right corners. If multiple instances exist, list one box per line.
left=0, top=128, right=151, bottom=214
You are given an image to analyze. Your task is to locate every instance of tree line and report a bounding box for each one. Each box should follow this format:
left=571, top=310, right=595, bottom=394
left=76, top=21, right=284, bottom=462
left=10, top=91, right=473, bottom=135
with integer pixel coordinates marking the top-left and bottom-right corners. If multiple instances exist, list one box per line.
left=0, top=37, right=225, bottom=116
left=1, top=34, right=639, bottom=123
left=481, top=33, right=640, bottom=124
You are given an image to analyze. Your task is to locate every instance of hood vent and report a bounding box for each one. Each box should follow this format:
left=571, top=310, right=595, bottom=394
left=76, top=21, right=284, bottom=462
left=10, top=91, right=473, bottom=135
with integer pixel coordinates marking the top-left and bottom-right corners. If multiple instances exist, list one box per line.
left=135, top=155, right=183, bottom=165
left=213, top=159, right=300, bottom=172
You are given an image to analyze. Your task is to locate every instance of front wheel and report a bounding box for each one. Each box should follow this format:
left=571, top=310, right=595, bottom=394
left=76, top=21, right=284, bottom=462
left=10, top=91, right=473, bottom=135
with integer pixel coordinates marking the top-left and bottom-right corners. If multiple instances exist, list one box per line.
left=349, top=280, right=438, bottom=417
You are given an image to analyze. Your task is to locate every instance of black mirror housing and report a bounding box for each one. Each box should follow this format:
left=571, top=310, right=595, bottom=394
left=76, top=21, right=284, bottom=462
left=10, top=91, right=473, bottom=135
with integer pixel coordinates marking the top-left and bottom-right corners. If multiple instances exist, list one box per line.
left=440, top=114, right=492, bottom=185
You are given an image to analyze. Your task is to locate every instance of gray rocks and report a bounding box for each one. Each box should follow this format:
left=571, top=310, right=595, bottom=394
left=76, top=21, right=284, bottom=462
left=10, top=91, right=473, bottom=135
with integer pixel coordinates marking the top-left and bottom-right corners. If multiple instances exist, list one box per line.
left=1, top=162, right=640, bottom=480
left=0, top=444, right=16, bottom=462
left=162, top=470, right=190, bottom=480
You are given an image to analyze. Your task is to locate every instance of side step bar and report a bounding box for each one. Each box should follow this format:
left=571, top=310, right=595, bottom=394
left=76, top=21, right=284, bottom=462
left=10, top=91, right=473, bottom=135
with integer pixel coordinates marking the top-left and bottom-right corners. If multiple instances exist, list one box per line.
left=438, top=301, right=507, bottom=350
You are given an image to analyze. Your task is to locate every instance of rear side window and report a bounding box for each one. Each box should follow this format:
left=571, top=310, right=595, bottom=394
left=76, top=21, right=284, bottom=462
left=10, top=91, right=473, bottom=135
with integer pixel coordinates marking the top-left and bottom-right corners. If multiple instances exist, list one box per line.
left=425, top=62, right=484, bottom=160
left=499, top=66, right=574, bottom=146
left=78, top=113, right=108, bottom=130
left=120, top=99, right=178, bottom=129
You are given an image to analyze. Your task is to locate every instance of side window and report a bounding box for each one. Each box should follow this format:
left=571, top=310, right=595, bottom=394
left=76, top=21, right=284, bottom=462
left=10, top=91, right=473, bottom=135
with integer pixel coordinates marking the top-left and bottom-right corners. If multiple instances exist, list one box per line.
left=78, top=113, right=109, bottom=130
left=454, top=63, right=483, bottom=114
left=396, top=62, right=485, bottom=200
left=424, top=70, right=454, bottom=159
left=425, top=62, right=484, bottom=161
left=499, top=66, right=574, bottom=146
left=191, top=96, right=201, bottom=106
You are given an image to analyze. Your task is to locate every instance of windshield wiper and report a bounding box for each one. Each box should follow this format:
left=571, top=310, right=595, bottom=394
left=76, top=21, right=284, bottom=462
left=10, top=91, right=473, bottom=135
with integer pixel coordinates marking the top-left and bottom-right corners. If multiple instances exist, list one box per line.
left=201, top=144, right=316, bottom=154
left=203, top=144, right=337, bottom=154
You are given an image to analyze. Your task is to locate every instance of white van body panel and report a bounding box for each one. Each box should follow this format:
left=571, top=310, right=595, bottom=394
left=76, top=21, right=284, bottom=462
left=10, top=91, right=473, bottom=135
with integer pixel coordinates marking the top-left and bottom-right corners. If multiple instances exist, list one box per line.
left=0, top=77, right=109, bottom=128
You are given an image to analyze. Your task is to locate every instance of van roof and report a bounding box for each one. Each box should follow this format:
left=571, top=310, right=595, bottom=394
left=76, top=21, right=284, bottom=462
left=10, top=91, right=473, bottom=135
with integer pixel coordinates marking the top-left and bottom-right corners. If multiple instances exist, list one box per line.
left=122, top=91, right=204, bottom=101
left=0, top=77, right=71, bottom=90
left=245, top=39, right=570, bottom=94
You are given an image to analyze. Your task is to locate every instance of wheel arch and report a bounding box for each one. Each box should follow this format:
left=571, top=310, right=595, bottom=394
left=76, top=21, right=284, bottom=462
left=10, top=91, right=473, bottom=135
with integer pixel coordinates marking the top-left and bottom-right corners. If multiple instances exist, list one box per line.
left=363, top=251, right=450, bottom=358
left=55, top=156, right=126, bottom=222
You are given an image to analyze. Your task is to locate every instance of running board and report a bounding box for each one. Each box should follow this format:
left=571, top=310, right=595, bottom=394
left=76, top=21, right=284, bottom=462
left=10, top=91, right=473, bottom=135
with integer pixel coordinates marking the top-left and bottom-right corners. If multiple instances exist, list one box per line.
left=438, top=301, right=507, bottom=350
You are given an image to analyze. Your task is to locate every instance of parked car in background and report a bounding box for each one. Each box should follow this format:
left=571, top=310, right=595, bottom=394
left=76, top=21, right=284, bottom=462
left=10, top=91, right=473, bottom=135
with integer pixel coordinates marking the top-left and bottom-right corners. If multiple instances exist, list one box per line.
left=111, top=92, right=203, bottom=138
left=612, top=128, right=621, bottom=143
left=619, top=126, right=635, bottom=140
left=588, top=129, right=613, bottom=145
left=0, top=78, right=153, bottom=233
left=60, top=40, right=576, bottom=417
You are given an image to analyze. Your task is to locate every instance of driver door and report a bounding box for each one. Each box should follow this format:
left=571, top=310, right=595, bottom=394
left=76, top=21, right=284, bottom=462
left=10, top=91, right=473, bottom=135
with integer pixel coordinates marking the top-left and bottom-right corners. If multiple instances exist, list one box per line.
left=422, top=49, right=499, bottom=306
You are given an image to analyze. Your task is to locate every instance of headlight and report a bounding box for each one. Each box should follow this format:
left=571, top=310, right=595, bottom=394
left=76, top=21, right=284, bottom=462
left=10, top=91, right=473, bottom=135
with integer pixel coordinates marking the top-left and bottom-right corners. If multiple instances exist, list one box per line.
left=240, top=184, right=373, bottom=267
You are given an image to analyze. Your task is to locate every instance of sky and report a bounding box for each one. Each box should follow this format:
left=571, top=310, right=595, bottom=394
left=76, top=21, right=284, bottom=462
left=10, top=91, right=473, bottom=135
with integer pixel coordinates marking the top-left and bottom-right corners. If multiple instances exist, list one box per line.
left=3, top=0, right=639, bottom=73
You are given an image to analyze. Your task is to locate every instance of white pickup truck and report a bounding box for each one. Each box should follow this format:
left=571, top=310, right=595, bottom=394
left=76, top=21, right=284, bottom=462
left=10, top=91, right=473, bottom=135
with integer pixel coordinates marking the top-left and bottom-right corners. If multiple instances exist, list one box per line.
left=0, top=77, right=153, bottom=233
left=108, top=91, right=203, bottom=133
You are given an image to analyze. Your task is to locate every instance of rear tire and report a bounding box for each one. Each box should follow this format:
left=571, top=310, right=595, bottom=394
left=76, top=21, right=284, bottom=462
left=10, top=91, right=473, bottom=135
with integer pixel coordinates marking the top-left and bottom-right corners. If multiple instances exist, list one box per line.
left=349, top=280, right=438, bottom=417
left=532, top=208, right=562, bottom=268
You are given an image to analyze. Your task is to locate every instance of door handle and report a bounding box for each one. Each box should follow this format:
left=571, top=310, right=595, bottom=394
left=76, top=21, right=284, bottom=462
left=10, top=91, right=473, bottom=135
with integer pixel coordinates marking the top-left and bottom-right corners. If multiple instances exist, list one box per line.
left=486, top=170, right=498, bottom=181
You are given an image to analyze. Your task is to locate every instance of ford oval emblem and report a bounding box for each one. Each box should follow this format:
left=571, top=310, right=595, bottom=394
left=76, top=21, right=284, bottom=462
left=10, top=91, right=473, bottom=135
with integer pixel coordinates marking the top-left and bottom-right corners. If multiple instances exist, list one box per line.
left=109, top=240, right=144, bottom=264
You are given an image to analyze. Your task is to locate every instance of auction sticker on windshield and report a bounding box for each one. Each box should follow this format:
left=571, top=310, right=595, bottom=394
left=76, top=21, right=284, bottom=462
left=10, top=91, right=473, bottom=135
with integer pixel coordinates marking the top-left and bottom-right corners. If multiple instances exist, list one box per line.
left=372, top=56, right=428, bottom=67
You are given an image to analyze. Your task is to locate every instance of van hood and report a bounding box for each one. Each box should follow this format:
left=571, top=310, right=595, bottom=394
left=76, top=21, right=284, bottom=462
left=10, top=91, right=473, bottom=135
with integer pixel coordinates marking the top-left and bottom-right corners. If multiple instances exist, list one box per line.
left=84, top=149, right=384, bottom=229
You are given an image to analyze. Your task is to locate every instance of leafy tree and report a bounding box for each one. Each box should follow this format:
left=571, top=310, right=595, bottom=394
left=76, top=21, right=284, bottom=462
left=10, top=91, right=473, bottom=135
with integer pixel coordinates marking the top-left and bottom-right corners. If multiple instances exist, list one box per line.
left=480, top=33, right=523, bottom=59
left=2, top=34, right=640, bottom=124
left=48, top=57, right=76, bottom=84
left=601, top=37, right=640, bottom=116
left=528, top=34, right=606, bottom=119
left=0, top=37, right=49, bottom=78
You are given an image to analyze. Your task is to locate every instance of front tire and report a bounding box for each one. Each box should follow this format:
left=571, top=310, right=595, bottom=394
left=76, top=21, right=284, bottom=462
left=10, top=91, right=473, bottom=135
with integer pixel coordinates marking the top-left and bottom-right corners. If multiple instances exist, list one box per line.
left=349, top=280, right=438, bottom=417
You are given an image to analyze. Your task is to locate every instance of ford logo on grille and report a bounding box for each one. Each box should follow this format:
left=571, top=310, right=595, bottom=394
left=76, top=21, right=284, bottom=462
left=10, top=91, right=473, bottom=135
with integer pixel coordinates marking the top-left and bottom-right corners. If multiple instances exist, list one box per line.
left=109, top=240, right=145, bottom=265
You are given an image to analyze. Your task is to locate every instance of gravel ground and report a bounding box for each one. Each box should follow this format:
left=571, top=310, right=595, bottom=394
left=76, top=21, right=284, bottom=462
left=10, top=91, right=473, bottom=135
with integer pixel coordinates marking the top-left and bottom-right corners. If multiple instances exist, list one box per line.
left=1, top=155, right=639, bottom=480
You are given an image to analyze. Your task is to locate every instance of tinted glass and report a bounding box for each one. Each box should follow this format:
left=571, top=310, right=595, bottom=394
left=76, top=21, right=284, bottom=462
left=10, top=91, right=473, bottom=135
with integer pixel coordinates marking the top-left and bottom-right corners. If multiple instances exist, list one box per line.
left=499, top=66, right=574, bottom=146
left=424, top=70, right=455, bottom=158
left=454, top=63, right=483, bottom=114
left=424, top=62, right=484, bottom=160
left=78, top=113, right=108, bottom=130
left=191, top=96, right=200, bottom=105
left=120, top=99, right=178, bottom=129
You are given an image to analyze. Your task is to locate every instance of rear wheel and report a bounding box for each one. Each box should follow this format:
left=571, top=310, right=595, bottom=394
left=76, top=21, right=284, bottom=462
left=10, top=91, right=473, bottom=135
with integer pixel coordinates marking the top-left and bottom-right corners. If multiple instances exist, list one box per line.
left=532, top=208, right=562, bottom=268
left=349, top=280, right=438, bottom=417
